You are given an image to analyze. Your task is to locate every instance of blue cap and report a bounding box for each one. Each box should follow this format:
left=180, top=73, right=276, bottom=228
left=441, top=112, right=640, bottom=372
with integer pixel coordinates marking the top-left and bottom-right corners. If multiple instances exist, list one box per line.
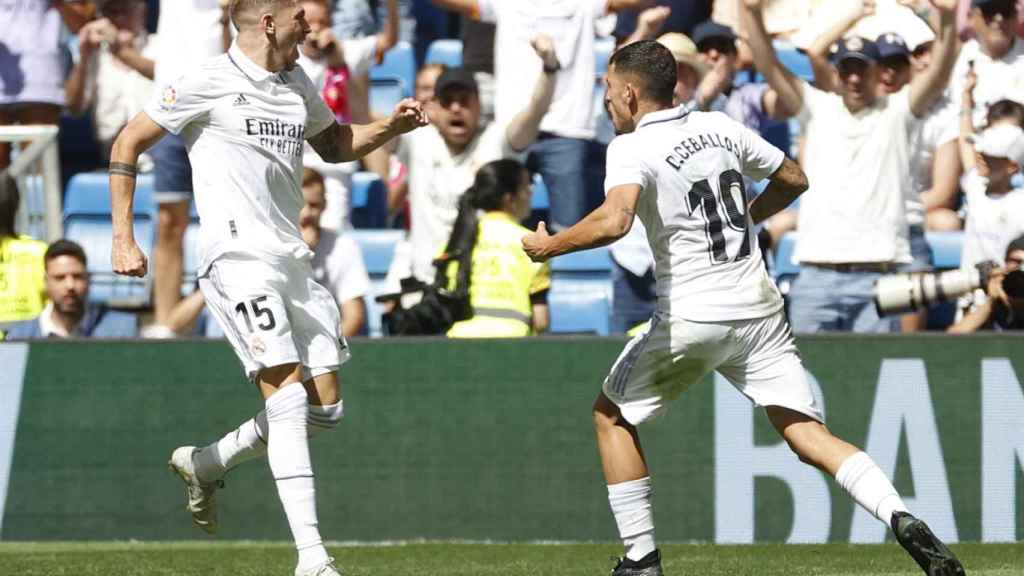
left=691, top=20, right=737, bottom=49
left=830, top=37, right=880, bottom=65
left=876, top=33, right=910, bottom=60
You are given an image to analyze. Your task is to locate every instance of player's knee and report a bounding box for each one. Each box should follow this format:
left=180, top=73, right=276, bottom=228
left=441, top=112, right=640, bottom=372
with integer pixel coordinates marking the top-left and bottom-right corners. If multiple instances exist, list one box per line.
left=307, top=401, right=344, bottom=437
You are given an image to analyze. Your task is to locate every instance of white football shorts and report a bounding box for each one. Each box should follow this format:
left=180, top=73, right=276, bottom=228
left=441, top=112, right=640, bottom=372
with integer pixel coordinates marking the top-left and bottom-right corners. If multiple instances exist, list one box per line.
left=603, top=309, right=822, bottom=426
left=199, top=253, right=350, bottom=383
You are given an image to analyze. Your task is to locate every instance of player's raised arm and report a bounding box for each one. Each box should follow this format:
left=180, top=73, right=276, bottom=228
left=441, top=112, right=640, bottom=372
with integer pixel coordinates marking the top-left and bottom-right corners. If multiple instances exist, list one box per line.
left=109, top=112, right=169, bottom=278
left=740, top=0, right=804, bottom=118
left=522, top=183, right=642, bottom=262
left=908, top=0, right=959, bottom=118
left=748, top=157, right=809, bottom=225
left=505, top=34, right=560, bottom=152
left=306, top=99, right=428, bottom=163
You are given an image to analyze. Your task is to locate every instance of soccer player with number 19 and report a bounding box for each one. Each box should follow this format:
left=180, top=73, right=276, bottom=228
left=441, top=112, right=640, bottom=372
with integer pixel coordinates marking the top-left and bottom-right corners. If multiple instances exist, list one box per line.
left=108, top=1, right=427, bottom=575
left=522, top=41, right=964, bottom=576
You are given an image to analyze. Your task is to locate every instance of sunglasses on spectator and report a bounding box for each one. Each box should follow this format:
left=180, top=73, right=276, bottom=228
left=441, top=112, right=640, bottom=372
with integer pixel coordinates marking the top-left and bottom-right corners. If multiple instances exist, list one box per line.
left=697, top=39, right=737, bottom=56
left=979, top=0, right=1017, bottom=20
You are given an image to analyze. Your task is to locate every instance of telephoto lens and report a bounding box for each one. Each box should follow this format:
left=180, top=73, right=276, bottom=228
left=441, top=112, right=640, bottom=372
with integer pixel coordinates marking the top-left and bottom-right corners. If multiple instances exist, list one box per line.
left=873, top=267, right=988, bottom=317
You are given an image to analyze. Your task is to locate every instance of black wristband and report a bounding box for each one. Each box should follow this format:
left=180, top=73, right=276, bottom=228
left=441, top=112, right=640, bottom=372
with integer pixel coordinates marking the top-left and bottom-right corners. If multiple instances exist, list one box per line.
left=543, top=61, right=561, bottom=74
left=109, top=162, right=137, bottom=178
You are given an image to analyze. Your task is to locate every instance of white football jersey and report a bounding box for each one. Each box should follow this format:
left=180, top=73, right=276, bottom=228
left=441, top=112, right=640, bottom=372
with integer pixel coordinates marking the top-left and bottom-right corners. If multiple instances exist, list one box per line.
left=144, top=44, right=337, bottom=275
left=605, top=106, right=784, bottom=321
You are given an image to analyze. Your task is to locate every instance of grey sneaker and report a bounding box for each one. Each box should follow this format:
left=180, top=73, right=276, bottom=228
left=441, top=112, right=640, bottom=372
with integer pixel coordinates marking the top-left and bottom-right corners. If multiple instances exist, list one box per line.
left=168, top=446, right=220, bottom=534
left=611, top=549, right=663, bottom=576
left=892, top=512, right=966, bottom=576
left=296, top=557, right=344, bottom=576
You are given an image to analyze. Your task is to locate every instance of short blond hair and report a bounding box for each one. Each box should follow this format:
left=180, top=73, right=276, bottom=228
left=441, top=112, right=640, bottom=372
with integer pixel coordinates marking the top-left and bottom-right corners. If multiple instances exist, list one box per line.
left=230, top=0, right=292, bottom=30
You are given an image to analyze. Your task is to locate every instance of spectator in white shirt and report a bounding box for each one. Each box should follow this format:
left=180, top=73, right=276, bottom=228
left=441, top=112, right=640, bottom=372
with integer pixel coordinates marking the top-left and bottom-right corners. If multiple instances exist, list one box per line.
left=431, top=0, right=652, bottom=231
left=385, top=37, right=561, bottom=290
left=66, top=0, right=157, bottom=161
left=741, top=0, right=960, bottom=333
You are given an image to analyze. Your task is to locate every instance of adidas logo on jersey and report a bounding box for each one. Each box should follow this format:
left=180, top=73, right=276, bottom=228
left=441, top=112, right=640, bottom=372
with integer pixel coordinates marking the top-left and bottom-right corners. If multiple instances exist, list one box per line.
left=233, top=94, right=250, bottom=107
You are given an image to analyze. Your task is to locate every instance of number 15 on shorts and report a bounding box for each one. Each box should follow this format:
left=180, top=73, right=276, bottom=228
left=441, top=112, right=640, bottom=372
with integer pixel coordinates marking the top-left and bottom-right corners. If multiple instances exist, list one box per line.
left=235, top=296, right=278, bottom=333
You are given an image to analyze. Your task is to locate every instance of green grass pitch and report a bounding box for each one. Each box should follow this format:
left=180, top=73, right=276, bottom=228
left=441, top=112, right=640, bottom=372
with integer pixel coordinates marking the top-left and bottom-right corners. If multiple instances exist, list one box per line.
left=0, top=541, right=1021, bottom=575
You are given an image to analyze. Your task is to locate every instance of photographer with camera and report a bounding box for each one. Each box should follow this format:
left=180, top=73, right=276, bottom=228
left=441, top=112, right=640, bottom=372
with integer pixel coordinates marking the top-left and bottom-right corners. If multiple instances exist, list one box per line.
left=384, top=159, right=550, bottom=337
left=948, top=236, right=1024, bottom=332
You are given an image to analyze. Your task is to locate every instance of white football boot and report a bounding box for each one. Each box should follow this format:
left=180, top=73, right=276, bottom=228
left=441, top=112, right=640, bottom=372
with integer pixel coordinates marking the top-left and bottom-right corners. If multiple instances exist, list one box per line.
left=295, top=558, right=344, bottom=576
left=168, top=446, right=220, bottom=534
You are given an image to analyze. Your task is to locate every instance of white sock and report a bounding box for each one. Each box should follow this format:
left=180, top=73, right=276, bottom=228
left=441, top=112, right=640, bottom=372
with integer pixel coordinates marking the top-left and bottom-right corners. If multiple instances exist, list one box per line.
left=193, top=402, right=344, bottom=483
left=835, top=451, right=908, bottom=528
left=608, top=477, right=656, bottom=561
left=266, top=384, right=328, bottom=572
left=194, top=412, right=268, bottom=483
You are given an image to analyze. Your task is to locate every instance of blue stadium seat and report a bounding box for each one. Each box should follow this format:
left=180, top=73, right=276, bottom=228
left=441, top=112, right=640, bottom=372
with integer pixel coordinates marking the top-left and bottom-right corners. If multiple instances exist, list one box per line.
left=549, top=247, right=613, bottom=336
left=349, top=229, right=405, bottom=337
left=551, top=246, right=613, bottom=274
left=64, top=172, right=156, bottom=307
left=64, top=172, right=155, bottom=216
left=549, top=290, right=611, bottom=335
left=926, top=231, right=964, bottom=270
left=425, top=39, right=463, bottom=67
left=776, top=44, right=814, bottom=81
left=595, top=37, right=615, bottom=78
left=370, top=41, right=416, bottom=98
left=350, top=171, right=388, bottom=229
left=754, top=43, right=814, bottom=83
left=350, top=229, right=404, bottom=275
left=369, top=79, right=406, bottom=118
left=771, top=232, right=800, bottom=298
left=772, top=232, right=800, bottom=278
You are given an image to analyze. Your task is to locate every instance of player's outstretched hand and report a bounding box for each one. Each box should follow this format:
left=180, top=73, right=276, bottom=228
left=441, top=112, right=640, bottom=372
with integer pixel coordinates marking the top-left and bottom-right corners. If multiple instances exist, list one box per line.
left=112, top=237, right=148, bottom=278
left=390, top=98, right=429, bottom=134
left=522, top=221, right=552, bottom=263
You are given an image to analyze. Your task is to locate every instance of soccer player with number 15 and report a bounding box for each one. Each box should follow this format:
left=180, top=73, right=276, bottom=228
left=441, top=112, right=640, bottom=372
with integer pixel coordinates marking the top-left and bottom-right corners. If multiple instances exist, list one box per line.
left=108, top=2, right=427, bottom=575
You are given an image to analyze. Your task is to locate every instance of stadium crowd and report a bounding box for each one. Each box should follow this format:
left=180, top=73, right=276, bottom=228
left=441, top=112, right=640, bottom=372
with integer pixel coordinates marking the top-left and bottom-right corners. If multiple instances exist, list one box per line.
left=1, top=0, right=1023, bottom=339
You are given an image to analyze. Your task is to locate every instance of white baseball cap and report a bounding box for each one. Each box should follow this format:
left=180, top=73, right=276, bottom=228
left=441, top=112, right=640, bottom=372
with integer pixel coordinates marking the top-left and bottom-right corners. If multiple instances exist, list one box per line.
left=972, top=124, right=1024, bottom=164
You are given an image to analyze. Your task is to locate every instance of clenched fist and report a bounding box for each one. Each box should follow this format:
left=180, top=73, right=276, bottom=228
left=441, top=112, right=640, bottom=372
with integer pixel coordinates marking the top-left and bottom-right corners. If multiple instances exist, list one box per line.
left=112, top=236, right=148, bottom=278
left=522, top=221, right=553, bottom=263
left=389, top=98, right=430, bottom=134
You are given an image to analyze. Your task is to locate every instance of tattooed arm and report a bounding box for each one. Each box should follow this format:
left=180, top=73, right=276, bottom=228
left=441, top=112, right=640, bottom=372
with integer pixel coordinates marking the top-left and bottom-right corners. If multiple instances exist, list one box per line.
left=522, top=184, right=641, bottom=262
left=306, top=98, right=427, bottom=163
left=748, top=157, right=808, bottom=225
